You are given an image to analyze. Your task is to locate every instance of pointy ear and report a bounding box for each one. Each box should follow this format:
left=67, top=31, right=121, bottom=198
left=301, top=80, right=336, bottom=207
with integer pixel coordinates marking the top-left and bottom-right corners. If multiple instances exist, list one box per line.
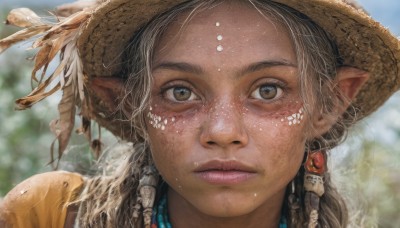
left=310, top=66, right=369, bottom=137
left=89, top=77, right=125, bottom=112
left=336, top=66, right=369, bottom=112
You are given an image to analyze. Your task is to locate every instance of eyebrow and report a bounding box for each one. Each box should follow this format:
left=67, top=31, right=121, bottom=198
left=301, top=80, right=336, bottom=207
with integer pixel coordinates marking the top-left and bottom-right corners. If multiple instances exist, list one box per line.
left=152, top=59, right=296, bottom=76
left=238, top=60, right=297, bottom=76
left=153, top=62, right=204, bottom=75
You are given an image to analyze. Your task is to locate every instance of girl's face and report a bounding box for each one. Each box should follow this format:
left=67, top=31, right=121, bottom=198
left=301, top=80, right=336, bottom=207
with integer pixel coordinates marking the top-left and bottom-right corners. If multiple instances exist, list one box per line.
left=147, top=2, right=309, bottom=221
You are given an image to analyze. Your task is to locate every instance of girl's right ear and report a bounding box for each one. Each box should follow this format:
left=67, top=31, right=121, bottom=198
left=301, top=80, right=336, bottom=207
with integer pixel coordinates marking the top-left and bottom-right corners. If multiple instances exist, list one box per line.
left=89, top=77, right=125, bottom=112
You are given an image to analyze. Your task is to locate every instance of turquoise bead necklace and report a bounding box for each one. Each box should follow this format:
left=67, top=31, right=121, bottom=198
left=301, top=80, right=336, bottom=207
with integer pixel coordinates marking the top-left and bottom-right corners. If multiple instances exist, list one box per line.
left=151, top=194, right=287, bottom=228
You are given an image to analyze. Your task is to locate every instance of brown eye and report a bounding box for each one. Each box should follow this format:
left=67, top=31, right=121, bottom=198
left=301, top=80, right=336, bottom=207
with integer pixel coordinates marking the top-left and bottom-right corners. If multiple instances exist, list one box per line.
left=164, top=86, right=199, bottom=102
left=251, top=84, right=282, bottom=100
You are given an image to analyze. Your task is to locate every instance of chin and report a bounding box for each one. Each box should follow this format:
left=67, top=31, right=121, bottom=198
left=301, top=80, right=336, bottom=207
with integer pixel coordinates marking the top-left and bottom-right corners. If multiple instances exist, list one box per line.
left=189, top=191, right=263, bottom=218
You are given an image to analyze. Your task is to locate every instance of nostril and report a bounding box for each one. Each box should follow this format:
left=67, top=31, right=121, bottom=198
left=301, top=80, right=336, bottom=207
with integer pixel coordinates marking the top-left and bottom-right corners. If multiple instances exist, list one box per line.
left=232, top=140, right=241, bottom=145
left=207, top=141, right=216, bottom=145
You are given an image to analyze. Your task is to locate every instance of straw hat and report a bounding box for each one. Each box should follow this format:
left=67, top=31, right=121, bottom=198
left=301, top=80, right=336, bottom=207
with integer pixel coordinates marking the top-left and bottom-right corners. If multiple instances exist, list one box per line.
left=1, top=0, right=400, bottom=153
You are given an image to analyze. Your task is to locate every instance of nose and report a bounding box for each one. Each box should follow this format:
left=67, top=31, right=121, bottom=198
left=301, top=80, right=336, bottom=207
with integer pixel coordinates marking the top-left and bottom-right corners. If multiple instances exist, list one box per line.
left=200, top=102, right=249, bottom=149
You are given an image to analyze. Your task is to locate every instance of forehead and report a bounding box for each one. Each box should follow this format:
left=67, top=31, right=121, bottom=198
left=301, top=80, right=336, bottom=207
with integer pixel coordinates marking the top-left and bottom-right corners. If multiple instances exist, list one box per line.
left=154, top=1, right=296, bottom=67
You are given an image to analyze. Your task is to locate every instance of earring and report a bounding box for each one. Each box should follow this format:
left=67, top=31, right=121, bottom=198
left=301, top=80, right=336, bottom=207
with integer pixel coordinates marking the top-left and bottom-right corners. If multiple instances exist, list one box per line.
left=303, top=150, right=326, bottom=228
left=138, top=165, right=159, bottom=228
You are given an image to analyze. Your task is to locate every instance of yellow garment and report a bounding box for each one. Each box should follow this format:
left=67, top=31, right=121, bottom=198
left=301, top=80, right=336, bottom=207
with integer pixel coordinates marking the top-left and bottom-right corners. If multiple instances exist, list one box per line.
left=0, top=171, right=84, bottom=228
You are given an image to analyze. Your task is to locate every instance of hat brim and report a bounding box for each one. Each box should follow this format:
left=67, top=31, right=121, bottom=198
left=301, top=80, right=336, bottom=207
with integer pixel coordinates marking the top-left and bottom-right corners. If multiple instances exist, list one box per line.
left=78, top=0, right=400, bottom=136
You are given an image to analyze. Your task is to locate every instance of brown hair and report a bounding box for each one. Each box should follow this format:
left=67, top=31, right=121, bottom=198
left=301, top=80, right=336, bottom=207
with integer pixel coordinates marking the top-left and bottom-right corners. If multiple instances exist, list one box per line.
left=76, top=1, right=351, bottom=227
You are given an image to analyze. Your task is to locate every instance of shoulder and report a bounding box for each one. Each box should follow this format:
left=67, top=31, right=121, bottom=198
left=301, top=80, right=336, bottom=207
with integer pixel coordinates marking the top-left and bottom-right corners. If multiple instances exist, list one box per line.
left=0, top=171, right=84, bottom=228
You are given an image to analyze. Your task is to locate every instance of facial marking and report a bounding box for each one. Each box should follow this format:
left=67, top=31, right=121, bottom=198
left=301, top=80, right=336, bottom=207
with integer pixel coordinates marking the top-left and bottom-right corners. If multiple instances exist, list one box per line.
left=147, top=106, right=175, bottom=130
left=280, top=108, right=304, bottom=126
left=215, top=21, right=224, bottom=52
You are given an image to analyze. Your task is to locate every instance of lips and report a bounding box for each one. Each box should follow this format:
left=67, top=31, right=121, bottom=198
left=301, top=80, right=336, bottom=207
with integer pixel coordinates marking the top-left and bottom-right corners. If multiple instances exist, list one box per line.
left=193, top=160, right=257, bottom=185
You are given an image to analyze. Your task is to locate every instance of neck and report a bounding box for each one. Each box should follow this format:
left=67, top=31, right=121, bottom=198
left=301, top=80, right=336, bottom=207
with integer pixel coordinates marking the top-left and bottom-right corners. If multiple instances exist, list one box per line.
left=167, top=189, right=285, bottom=228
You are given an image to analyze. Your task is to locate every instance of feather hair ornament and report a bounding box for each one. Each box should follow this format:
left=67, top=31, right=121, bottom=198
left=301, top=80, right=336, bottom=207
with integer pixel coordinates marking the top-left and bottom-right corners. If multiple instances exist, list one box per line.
left=0, top=1, right=100, bottom=167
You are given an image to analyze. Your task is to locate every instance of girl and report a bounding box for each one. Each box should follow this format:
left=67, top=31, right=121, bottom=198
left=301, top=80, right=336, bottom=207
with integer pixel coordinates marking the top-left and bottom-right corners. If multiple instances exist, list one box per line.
left=0, top=0, right=399, bottom=227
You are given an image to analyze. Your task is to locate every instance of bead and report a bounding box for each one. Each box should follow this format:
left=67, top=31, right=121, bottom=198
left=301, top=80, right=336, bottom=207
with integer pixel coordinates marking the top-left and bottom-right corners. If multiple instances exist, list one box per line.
left=305, top=151, right=326, bottom=174
left=304, top=173, right=325, bottom=196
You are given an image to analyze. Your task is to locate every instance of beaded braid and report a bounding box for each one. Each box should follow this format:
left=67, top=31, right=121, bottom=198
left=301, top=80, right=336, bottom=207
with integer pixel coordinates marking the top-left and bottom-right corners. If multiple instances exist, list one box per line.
left=303, top=150, right=326, bottom=228
left=283, top=150, right=348, bottom=228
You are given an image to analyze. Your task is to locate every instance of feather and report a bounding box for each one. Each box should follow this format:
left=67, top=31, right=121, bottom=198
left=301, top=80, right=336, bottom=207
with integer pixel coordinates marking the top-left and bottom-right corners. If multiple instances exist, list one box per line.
left=6, top=8, right=43, bottom=28
left=0, top=3, right=101, bottom=165
left=49, top=82, right=76, bottom=168
left=56, top=0, right=99, bottom=17
left=0, top=25, right=51, bottom=54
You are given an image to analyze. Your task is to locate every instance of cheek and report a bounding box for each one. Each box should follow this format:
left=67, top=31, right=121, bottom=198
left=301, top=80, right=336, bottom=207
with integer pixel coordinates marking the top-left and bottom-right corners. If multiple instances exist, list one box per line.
left=245, top=106, right=308, bottom=177
left=147, top=112, right=198, bottom=180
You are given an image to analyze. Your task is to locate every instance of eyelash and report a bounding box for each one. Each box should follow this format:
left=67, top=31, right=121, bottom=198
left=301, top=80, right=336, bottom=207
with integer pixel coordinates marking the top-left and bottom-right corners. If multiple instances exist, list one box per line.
left=250, top=83, right=285, bottom=102
left=160, top=79, right=288, bottom=103
left=160, top=81, right=200, bottom=103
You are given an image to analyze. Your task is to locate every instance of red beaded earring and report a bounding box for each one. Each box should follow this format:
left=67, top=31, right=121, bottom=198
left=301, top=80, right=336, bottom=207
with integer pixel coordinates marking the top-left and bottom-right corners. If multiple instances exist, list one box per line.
left=304, top=150, right=326, bottom=228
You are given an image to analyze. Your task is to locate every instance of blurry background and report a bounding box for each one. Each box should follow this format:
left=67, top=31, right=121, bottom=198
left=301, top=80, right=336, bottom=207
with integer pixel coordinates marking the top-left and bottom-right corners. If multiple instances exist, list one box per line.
left=0, top=0, right=399, bottom=227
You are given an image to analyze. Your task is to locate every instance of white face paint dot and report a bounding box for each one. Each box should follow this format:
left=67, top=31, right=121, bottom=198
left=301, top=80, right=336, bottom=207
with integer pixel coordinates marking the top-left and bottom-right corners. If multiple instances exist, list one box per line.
left=285, top=108, right=304, bottom=126
left=217, top=45, right=224, bottom=52
left=217, top=35, right=223, bottom=41
left=147, top=110, right=169, bottom=130
left=216, top=22, right=220, bottom=27
left=218, top=68, right=221, bottom=72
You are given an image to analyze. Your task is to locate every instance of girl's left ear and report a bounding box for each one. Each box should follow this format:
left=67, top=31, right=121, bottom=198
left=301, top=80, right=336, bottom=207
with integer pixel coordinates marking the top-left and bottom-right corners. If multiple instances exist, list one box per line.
left=310, top=66, right=369, bottom=137
left=336, top=66, right=369, bottom=113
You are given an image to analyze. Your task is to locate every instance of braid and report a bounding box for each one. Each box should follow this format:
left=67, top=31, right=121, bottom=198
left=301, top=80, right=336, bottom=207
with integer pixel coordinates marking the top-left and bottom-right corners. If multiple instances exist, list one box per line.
left=287, top=150, right=348, bottom=228
left=75, top=143, right=154, bottom=228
